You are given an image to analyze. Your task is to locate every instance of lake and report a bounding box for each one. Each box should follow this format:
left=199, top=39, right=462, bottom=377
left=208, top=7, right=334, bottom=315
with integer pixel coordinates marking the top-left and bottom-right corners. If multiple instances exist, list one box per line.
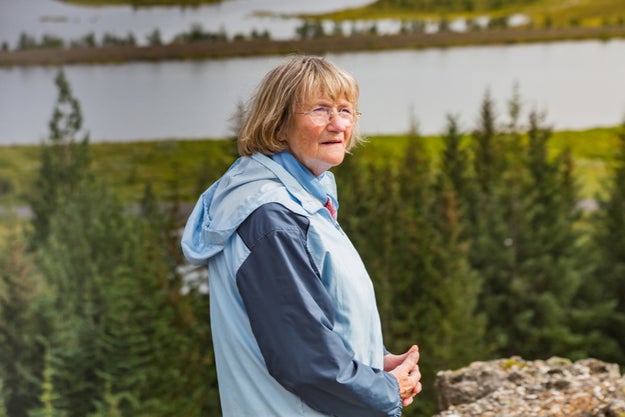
left=1, top=38, right=625, bottom=145
left=0, top=0, right=383, bottom=47
left=1, top=0, right=624, bottom=145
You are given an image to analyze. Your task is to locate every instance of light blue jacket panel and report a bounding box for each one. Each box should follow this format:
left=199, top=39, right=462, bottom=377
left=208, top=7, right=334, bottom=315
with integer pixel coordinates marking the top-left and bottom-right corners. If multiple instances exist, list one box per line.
left=181, top=153, right=402, bottom=417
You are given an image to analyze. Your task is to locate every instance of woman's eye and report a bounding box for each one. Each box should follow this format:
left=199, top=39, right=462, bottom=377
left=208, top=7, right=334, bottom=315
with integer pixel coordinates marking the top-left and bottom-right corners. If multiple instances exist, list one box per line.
left=312, top=106, right=329, bottom=113
left=338, top=108, right=353, bottom=115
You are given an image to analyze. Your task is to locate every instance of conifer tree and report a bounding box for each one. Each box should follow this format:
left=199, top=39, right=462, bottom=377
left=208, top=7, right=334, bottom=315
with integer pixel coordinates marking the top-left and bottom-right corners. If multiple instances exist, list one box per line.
left=37, top=183, right=128, bottom=416
left=472, top=89, right=502, bottom=193
left=372, top=122, right=436, bottom=355
left=41, top=173, right=218, bottom=416
left=583, top=119, right=625, bottom=363
left=426, top=181, right=488, bottom=370
left=29, top=346, right=65, bottom=417
left=87, top=380, right=125, bottom=417
left=389, top=127, right=440, bottom=417
left=502, top=110, right=585, bottom=358
left=439, top=114, right=471, bottom=199
left=0, top=378, right=7, bottom=417
left=25, top=71, right=221, bottom=417
left=462, top=95, right=587, bottom=359
left=464, top=91, right=516, bottom=352
left=28, top=68, right=90, bottom=249
left=432, top=115, right=489, bottom=366
left=0, top=234, right=45, bottom=417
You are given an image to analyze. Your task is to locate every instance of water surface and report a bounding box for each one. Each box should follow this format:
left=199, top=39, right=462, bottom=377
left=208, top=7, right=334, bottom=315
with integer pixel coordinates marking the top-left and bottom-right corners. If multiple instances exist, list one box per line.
left=2, top=39, right=624, bottom=145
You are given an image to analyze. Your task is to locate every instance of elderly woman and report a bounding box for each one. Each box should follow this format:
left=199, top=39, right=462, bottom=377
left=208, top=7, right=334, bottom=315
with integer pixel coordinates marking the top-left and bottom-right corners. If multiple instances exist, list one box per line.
left=182, top=55, right=422, bottom=417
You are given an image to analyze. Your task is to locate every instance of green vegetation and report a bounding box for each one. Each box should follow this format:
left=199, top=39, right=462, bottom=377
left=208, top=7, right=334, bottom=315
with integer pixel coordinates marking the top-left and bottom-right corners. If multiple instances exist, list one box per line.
left=320, top=0, right=625, bottom=28
left=0, top=139, right=236, bottom=207
left=3, top=69, right=625, bottom=417
left=4, top=0, right=625, bottom=66
left=0, top=126, right=616, bottom=209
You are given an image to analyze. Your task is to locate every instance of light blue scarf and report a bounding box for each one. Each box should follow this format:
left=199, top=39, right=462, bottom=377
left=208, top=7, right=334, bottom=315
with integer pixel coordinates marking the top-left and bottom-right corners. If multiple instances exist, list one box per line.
left=270, top=151, right=339, bottom=215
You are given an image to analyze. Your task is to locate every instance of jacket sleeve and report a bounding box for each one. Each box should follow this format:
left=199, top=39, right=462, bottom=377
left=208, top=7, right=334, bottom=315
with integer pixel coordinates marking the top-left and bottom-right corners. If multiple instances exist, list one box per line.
left=236, top=203, right=402, bottom=417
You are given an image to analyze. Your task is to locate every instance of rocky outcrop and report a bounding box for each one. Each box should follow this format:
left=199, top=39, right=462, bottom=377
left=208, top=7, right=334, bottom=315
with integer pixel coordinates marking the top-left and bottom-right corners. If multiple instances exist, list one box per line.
left=434, top=356, right=625, bottom=417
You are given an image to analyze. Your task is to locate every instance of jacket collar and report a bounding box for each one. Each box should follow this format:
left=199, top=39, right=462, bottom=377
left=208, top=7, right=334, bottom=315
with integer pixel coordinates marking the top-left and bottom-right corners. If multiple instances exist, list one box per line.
left=251, top=152, right=338, bottom=215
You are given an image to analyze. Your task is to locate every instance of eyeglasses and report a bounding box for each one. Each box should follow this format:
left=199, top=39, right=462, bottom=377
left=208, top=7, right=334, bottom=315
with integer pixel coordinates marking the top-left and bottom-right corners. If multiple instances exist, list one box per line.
left=295, top=106, right=361, bottom=126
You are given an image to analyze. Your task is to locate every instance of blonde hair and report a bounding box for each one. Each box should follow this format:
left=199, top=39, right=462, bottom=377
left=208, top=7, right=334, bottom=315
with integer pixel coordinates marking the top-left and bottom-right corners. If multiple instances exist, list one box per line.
left=237, top=55, right=363, bottom=156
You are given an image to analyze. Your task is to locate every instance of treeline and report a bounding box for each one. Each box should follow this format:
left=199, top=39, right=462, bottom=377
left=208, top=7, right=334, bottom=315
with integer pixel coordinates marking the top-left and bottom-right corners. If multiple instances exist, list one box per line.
left=0, top=17, right=511, bottom=52
left=2, top=71, right=625, bottom=417
left=3, top=24, right=270, bottom=53
left=374, top=0, right=541, bottom=13
left=5, top=13, right=625, bottom=53
left=0, top=71, right=220, bottom=416
left=335, top=93, right=625, bottom=415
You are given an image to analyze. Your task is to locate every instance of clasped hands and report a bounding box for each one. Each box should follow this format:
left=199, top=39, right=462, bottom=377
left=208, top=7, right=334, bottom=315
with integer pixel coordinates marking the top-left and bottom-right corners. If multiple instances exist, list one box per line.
left=385, top=345, right=422, bottom=407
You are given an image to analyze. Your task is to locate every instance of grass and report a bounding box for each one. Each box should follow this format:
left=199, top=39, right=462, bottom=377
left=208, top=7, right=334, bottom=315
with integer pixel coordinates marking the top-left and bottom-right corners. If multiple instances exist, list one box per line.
left=56, top=0, right=625, bottom=28
left=357, top=127, right=621, bottom=200
left=316, top=0, right=625, bottom=27
left=0, top=126, right=621, bottom=211
left=0, top=127, right=619, bottom=242
left=550, top=127, right=622, bottom=198
left=4, top=0, right=625, bottom=67
left=0, top=139, right=237, bottom=207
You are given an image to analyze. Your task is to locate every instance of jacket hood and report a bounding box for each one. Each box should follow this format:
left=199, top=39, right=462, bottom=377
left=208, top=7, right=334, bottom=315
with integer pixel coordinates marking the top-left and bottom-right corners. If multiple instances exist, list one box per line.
left=181, top=153, right=333, bottom=265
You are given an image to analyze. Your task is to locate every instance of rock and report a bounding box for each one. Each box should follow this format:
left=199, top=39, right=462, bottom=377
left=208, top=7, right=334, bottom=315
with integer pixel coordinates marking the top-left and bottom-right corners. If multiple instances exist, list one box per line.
left=433, top=356, right=625, bottom=417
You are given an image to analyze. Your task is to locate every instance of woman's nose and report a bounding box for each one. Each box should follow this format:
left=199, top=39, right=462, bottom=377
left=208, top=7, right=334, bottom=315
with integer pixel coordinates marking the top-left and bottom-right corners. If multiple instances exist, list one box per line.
left=327, top=113, right=350, bottom=130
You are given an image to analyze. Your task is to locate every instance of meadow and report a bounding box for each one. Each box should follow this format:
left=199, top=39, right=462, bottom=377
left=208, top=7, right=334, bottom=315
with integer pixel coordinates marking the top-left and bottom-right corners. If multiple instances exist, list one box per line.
left=0, top=126, right=620, bottom=210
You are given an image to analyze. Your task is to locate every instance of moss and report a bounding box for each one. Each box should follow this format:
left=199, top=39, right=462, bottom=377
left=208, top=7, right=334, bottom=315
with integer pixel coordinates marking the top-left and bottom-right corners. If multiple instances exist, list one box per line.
left=500, top=357, right=529, bottom=370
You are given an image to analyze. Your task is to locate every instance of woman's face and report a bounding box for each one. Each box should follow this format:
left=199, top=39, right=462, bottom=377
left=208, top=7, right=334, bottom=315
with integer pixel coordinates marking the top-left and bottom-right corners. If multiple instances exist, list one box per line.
left=284, top=93, right=355, bottom=177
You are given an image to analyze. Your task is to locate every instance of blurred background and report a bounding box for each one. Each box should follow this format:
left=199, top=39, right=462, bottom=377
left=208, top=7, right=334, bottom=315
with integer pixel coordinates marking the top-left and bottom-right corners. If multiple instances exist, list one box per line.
left=1, top=1, right=625, bottom=416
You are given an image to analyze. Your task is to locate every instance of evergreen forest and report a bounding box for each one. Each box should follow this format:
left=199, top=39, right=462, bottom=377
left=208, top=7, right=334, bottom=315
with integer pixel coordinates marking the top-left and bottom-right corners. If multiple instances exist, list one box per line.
left=2, top=69, right=625, bottom=417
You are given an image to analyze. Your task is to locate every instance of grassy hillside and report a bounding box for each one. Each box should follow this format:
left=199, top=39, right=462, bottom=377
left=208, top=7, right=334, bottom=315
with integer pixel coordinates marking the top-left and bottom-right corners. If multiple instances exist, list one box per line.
left=0, top=126, right=620, bottom=211
left=59, top=0, right=625, bottom=25
left=325, top=0, right=625, bottom=27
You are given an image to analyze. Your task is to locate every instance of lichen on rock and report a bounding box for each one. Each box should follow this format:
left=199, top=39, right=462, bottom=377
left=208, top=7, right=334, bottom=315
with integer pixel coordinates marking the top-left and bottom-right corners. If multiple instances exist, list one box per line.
left=434, top=356, right=625, bottom=417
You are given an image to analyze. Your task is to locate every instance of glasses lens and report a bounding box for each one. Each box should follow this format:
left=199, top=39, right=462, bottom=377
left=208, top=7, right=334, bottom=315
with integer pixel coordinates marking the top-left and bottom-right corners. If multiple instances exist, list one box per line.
left=337, top=111, right=354, bottom=123
left=305, top=107, right=356, bottom=125
left=310, top=109, right=328, bottom=124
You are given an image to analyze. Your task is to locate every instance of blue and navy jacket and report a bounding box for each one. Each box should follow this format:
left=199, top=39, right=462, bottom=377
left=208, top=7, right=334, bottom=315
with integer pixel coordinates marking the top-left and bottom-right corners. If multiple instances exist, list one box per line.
left=181, top=152, right=402, bottom=417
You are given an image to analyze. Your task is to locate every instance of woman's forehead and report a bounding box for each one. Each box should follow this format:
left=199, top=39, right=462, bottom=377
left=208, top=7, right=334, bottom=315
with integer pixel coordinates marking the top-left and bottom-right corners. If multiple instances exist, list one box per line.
left=300, top=89, right=353, bottom=105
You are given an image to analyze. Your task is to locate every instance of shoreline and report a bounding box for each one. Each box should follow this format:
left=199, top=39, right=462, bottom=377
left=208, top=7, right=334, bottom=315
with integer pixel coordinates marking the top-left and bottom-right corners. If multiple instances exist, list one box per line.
left=2, top=26, right=625, bottom=67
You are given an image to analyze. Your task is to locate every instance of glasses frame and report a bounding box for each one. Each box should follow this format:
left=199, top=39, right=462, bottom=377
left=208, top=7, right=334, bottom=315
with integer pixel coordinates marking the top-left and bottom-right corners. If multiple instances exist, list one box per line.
left=295, top=106, right=362, bottom=126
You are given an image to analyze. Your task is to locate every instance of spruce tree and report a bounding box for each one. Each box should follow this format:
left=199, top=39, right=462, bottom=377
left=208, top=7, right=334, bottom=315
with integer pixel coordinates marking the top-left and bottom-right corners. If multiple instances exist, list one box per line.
left=472, top=89, right=502, bottom=193
left=426, top=180, right=488, bottom=370
left=389, top=127, right=439, bottom=417
left=28, top=68, right=90, bottom=249
left=439, top=114, right=471, bottom=200
left=0, top=234, right=46, bottom=417
left=26, top=70, right=222, bottom=417
left=37, top=183, right=127, bottom=416
left=28, top=346, right=66, bottom=417
left=40, top=172, right=219, bottom=416
left=464, top=90, right=515, bottom=352
left=582, top=119, right=625, bottom=363
left=0, top=378, right=7, bottom=417
left=503, top=109, right=585, bottom=358
left=432, top=114, right=489, bottom=368
left=386, top=123, right=435, bottom=353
